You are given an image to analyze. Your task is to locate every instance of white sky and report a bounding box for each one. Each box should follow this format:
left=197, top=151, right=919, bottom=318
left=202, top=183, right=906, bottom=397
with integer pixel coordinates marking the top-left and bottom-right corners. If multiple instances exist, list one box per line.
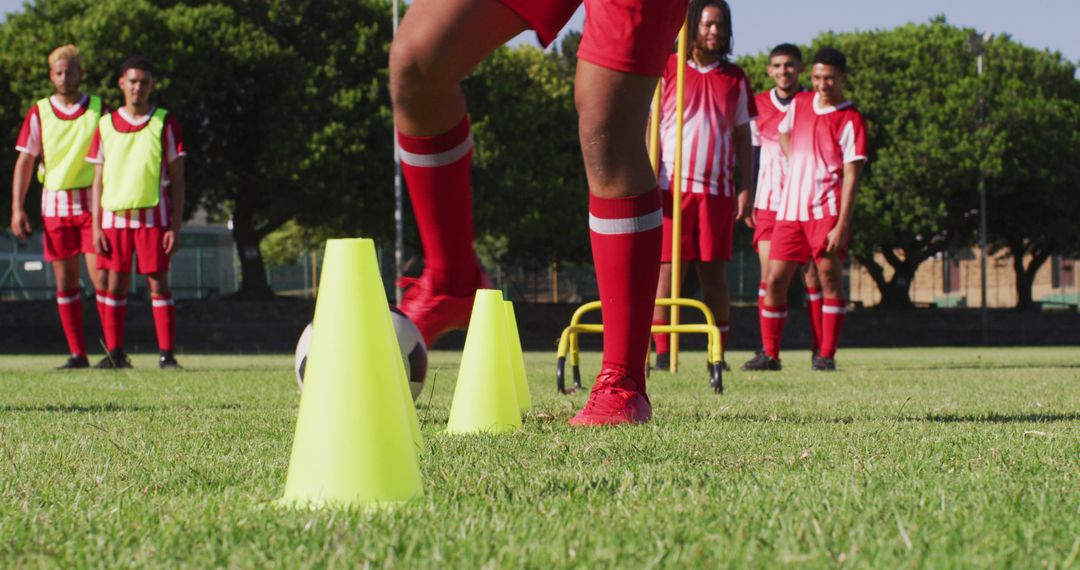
left=509, top=1, right=1079, bottom=63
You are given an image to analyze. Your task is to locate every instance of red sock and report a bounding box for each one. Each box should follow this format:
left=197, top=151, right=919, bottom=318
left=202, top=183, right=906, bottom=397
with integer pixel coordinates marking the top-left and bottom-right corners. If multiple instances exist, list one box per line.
left=718, top=320, right=730, bottom=353
left=151, top=294, right=176, bottom=352
left=820, top=298, right=847, bottom=358
left=95, top=290, right=108, bottom=347
left=759, top=302, right=787, bottom=359
left=397, top=116, right=479, bottom=294
left=590, top=189, right=663, bottom=392
left=103, top=293, right=127, bottom=351
left=56, top=289, right=86, bottom=357
left=652, top=319, right=669, bottom=355
left=806, top=287, right=824, bottom=353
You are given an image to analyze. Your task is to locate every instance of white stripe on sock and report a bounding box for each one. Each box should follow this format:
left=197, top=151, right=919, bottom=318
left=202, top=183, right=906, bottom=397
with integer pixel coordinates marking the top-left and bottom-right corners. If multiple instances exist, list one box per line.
left=808, top=293, right=824, bottom=301
left=589, top=209, right=662, bottom=235
left=152, top=298, right=175, bottom=307
left=398, top=133, right=474, bottom=168
left=823, top=305, right=847, bottom=314
left=56, top=294, right=80, bottom=305
left=761, top=309, right=788, bottom=319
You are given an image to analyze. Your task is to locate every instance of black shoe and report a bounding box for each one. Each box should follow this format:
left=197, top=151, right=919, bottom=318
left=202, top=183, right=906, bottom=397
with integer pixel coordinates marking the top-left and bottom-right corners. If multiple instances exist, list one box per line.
left=159, top=351, right=182, bottom=369
left=812, top=355, right=836, bottom=371
left=94, top=349, right=132, bottom=369
left=654, top=352, right=670, bottom=371
left=741, top=351, right=782, bottom=371
left=57, top=355, right=90, bottom=369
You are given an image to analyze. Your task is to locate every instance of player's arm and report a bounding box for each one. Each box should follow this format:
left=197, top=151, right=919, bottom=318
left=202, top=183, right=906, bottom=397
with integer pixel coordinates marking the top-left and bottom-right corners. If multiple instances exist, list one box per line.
left=10, top=152, right=36, bottom=239
left=826, top=160, right=864, bottom=253
left=90, top=164, right=109, bottom=254
left=734, top=123, right=754, bottom=221
left=163, top=156, right=185, bottom=255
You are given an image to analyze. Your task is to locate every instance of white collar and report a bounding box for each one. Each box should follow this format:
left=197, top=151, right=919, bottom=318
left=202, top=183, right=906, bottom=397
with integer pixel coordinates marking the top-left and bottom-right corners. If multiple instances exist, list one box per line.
left=49, top=94, right=88, bottom=115
left=118, top=106, right=157, bottom=126
left=687, top=59, right=721, bottom=73
left=812, top=92, right=851, bottom=115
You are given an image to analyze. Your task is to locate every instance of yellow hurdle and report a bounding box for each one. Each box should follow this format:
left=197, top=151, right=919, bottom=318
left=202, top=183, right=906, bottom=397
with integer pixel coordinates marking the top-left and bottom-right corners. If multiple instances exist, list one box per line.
left=554, top=16, right=725, bottom=395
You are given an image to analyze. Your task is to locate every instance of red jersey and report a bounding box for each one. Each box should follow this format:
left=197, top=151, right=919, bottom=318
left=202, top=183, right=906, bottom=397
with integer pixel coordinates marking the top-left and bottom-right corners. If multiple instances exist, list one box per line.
left=86, top=107, right=186, bottom=229
left=751, top=87, right=804, bottom=212
left=658, top=55, right=756, bottom=197
left=14, top=95, right=111, bottom=218
left=776, top=92, right=867, bottom=221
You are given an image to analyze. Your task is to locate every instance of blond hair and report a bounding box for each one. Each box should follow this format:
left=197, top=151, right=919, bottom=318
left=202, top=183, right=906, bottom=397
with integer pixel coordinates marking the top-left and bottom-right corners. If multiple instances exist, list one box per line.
left=48, top=45, right=82, bottom=68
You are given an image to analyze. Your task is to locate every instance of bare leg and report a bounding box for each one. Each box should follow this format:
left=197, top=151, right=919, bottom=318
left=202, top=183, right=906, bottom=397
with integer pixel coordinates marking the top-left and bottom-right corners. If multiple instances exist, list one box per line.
left=696, top=260, right=730, bottom=324
left=390, top=0, right=527, bottom=135
left=764, top=260, right=799, bottom=308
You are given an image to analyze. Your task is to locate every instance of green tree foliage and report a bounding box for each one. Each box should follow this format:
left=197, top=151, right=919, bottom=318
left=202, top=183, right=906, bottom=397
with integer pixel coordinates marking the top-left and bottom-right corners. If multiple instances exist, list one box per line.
left=979, top=38, right=1080, bottom=310
left=0, top=0, right=395, bottom=298
left=742, top=19, right=1079, bottom=309
left=463, top=45, right=587, bottom=270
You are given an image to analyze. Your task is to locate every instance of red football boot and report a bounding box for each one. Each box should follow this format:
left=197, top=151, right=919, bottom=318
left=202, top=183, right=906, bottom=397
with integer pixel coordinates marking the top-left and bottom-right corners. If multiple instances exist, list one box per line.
left=568, top=369, right=652, bottom=426
left=397, top=270, right=490, bottom=346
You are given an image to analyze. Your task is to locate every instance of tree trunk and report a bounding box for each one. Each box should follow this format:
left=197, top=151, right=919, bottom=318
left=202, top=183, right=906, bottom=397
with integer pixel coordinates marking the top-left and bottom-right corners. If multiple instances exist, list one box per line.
left=856, top=251, right=917, bottom=310
left=1010, top=242, right=1050, bottom=312
left=229, top=203, right=276, bottom=300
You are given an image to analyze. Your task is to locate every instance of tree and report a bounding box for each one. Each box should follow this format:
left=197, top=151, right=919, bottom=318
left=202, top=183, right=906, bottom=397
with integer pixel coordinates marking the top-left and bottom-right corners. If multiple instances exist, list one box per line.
left=463, top=45, right=588, bottom=270
left=980, top=38, right=1080, bottom=309
left=0, top=0, right=397, bottom=298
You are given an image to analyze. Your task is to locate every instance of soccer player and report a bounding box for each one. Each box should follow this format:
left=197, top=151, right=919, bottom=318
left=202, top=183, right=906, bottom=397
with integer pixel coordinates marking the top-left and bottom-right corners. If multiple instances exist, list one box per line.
left=745, top=43, right=825, bottom=369
left=10, top=45, right=109, bottom=369
left=390, top=0, right=687, bottom=424
left=743, top=48, right=866, bottom=372
left=88, top=56, right=186, bottom=369
left=651, top=0, right=755, bottom=371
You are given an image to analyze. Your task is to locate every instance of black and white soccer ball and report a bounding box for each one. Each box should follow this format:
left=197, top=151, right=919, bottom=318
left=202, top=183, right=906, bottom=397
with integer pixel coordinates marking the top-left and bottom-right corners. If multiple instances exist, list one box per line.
left=294, top=306, right=428, bottom=401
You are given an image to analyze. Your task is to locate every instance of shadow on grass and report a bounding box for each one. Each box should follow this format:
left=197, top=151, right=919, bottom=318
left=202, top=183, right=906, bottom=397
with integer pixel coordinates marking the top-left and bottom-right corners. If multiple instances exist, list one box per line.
left=1, top=402, right=244, bottom=413
left=712, top=412, right=1080, bottom=424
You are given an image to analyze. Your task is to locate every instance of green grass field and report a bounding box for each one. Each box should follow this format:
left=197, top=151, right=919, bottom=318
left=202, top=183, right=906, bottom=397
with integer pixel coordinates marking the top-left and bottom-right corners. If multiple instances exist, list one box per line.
left=1, top=348, right=1078, bottom=568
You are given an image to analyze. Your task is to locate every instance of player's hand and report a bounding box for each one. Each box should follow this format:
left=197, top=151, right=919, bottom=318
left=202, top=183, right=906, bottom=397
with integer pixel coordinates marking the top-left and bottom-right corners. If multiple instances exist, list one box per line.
left=745, top=209, right=757, bottom=229
left=825, top=224, right=848, bottom=254
left=163, top=228, right=180, bottom=255
left=94, top=226, right=110, bottom=255
left=10, top=209, right=32, bottom=240
left=735, top=189, right=752, bottom=221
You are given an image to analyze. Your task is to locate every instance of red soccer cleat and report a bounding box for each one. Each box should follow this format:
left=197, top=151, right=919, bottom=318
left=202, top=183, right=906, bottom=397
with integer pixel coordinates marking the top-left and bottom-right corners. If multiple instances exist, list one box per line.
left=568, top=369, right=652, bottom=426
left=397, top=270, right=489, bottom=346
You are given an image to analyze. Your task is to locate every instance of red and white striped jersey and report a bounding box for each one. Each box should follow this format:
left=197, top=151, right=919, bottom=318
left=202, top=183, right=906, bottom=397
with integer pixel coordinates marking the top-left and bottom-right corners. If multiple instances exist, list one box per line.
left=776, top=92, right=867, bottom=221
left=86, top=107, right=186, bottom=229
left=14, top=95, right=108, bottom=218
left=658, top=54, right=756, bottom=197
left=751, top=87, right=804, bottom=212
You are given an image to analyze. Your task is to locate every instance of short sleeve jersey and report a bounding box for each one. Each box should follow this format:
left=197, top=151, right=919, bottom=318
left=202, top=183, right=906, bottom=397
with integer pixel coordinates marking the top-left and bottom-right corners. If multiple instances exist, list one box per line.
left=15, top=95, right=111, bottom=218
left=86, top=107, right=186, bottom=229
left=776, top=92, right=867, bottom=221
left=751, top=88, right=804, bottom=212
left=658, top=54, right=757, bottom=197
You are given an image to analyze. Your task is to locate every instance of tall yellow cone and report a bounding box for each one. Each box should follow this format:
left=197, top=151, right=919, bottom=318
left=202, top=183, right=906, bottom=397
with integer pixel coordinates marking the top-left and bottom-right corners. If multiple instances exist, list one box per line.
left=280, top=238, right=423, bottom=508
left=446, top=289, right=522, bottom=434
left=504, top=300, right=531, bottom=411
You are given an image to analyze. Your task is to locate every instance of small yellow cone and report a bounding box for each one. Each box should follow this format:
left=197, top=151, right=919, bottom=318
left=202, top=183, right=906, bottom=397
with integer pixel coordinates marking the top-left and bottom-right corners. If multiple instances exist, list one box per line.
left=279, top=238, right=423, bottom=508
left=446, top=289, right=522, bottom=434
left=504, top=300, right=531, bottom=411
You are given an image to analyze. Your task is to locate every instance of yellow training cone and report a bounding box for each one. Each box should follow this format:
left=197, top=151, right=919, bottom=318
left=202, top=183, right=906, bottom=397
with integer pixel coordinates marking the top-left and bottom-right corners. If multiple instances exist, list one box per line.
left=504, top=300, right=531, bottom=411
left=279, top=238, right=423, bottom=508
left=446, top=289, right=522, bottom=434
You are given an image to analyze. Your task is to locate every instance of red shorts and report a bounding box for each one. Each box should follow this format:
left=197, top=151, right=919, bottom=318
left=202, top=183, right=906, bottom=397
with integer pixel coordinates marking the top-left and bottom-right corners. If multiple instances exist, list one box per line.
left=96, top=227, right=170, bottom=275
left=751, top=208, right=777, bottom=252
left=498, top=0, right=686, bottom=75
left=660, top=192, right=734, bottom=263
left=42, top=213, right=95, bottom=262
left=769, top=217, right=848, bottom=263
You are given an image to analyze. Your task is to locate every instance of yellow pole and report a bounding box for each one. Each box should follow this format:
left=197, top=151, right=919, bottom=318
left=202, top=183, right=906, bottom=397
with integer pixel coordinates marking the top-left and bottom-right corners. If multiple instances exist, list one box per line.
left=670, top=18, right=688, bottom=372
left=648, top=82, right=662, bottom=175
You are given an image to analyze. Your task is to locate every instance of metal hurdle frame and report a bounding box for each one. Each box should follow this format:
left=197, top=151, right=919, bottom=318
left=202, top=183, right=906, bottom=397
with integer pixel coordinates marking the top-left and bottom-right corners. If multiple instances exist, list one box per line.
left=555, top=18, right=725, bottom=395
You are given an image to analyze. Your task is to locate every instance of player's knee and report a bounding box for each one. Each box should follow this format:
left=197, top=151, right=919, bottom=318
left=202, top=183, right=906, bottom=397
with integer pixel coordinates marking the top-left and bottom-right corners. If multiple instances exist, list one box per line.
left=389, top=35, right=446, bottom=110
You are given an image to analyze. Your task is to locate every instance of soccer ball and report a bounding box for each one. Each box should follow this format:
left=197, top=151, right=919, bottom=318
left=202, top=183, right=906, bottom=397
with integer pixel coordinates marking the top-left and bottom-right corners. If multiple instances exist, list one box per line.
left=294, top=306, right=428, bottom=401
